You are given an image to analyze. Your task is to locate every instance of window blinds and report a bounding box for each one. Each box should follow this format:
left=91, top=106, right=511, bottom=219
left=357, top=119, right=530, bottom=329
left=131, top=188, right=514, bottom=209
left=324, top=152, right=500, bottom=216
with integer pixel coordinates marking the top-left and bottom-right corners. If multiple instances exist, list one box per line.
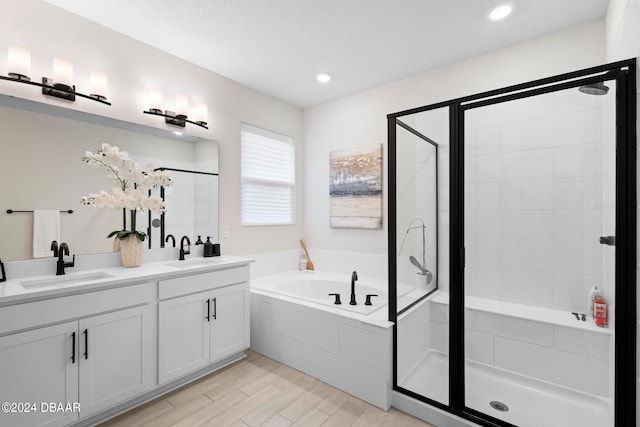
left=241, top=124, right=295, bottom=225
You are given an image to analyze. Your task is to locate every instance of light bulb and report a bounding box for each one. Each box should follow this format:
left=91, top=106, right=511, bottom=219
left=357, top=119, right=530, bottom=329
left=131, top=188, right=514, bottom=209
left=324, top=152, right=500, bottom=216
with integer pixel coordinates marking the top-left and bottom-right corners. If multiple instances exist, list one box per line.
left=196, top=103, right=208, bottom=124
left=175, top=95, right=189, bottom=117
left=89, top=72, right=108, bottom=100
left=8, top=46, right=31, bottom=80
left=489, top=4, right=513, bottom=20
left=316, top=73, right=331, bottom=83
left=53, top=58, right=74, bottom=88
left=148, top=89, right=163, bottom=112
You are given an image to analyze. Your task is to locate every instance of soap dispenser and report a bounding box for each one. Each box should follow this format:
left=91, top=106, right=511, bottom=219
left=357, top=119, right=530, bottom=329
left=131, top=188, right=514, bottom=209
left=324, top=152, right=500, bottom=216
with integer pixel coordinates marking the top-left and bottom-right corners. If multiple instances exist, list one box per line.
left=203, top=236, right=214, bottom=257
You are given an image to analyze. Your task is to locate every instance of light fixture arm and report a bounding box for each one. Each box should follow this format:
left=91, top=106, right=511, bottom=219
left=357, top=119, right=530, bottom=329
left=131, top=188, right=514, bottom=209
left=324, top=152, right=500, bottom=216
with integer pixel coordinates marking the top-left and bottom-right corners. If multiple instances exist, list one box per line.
left=0, top=74, right=111, bottom=105
left=143, top=109, right=208, bottom=129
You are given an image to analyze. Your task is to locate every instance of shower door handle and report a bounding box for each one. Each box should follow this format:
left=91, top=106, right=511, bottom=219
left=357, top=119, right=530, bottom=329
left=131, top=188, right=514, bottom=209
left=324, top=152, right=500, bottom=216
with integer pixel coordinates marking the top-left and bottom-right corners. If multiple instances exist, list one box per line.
left=599, top=236, right=615, bottom=246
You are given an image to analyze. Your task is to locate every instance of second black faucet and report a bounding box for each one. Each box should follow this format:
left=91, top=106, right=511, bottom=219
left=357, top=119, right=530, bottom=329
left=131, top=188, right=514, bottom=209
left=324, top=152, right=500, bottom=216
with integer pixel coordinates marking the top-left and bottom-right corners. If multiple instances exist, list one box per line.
left=56, top=242, right=75, bottom=275
left=179, top=235, right=191, bottom=260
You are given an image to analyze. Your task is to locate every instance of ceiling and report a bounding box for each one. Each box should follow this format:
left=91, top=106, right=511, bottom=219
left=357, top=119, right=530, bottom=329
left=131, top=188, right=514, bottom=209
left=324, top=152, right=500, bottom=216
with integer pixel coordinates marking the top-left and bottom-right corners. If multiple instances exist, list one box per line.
left=44, top=0, right=608, bottom=108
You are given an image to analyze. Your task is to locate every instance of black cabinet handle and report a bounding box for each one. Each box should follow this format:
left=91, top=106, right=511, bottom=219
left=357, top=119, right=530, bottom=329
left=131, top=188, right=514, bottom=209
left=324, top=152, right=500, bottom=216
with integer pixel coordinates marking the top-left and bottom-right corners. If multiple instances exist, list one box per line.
left=71, top=332, right=76, bottom=364
left=213, top=297, right=217, bottom=320
left=206, top=299, right=210, bottom=321
left=83, top=329, right=88, bottom=360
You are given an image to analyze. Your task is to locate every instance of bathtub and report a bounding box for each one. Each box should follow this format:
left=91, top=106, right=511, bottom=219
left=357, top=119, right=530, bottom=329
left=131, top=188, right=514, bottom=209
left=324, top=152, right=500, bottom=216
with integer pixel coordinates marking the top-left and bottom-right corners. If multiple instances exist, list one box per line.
left=250, top=269, right=394, bottom=409
left=251, top=270, right=389, bottom=316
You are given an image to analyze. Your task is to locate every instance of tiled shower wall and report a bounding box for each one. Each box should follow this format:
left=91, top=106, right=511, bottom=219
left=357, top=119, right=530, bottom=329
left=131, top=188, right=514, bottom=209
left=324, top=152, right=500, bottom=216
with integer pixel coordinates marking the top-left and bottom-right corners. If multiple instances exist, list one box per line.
left=464, top=89, right=611, bottom=313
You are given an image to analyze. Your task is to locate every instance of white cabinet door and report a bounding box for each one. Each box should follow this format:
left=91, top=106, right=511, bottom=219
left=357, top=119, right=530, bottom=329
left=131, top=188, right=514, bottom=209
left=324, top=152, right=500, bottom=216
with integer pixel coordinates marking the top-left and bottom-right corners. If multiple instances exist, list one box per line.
left=210, top=284, right=248, bottom=362
left=158, top=291, right=210, bottom=383
left=78, top=304, right=154, bottom=417
left=0, top=322, right=79, bottom=427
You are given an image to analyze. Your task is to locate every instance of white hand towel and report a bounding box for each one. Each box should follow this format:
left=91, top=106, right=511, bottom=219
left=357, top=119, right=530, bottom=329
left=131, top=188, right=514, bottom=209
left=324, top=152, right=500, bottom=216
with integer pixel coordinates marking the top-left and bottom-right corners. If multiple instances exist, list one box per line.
left=33, top=210, right=60, bottom=258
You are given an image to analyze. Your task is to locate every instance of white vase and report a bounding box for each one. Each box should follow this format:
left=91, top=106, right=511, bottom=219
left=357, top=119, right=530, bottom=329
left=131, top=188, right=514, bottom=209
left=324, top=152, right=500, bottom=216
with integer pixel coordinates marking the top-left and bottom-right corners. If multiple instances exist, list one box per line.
left=119, top=235, right=144, bottom=268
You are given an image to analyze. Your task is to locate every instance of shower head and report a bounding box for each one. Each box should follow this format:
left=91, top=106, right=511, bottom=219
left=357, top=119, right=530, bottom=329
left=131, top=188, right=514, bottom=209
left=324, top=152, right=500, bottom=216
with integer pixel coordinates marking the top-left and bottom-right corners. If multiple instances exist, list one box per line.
left=409, top=256, right=427, bottom=274
left=409, top=255, right=433, bottom=285
left=578, top=82, right=609, bottom=96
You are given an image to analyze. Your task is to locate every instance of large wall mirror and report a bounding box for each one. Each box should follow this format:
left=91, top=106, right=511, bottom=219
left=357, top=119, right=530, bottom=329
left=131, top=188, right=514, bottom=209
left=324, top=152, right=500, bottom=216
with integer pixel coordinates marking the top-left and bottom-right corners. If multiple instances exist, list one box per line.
left=0, top=95, right=219, bottom=261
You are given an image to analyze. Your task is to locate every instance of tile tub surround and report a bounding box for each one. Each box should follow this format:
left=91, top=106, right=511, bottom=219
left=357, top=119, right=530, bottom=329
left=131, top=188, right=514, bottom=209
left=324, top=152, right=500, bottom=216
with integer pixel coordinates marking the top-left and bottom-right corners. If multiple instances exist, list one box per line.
left=250, top=271, right=393, bottom=410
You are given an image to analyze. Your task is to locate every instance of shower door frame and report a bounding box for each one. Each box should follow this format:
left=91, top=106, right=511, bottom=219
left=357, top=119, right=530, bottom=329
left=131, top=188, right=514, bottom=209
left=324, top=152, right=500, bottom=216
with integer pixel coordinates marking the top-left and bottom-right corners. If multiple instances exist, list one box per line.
left=388, top=58, right=637, bottom=427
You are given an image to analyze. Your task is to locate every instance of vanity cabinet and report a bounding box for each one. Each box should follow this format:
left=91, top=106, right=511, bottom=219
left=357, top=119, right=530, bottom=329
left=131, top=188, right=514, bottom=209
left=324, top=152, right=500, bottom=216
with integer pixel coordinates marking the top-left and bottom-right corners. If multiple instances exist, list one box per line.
left=0, top=304, right=153, bottom=426
left=158, top=267, right=250, bottom=383
left=0, top=257, right=252, bottom=426
left=78, top=304, right=154, bottom=417
left=0, top=322, right=78, bottom=427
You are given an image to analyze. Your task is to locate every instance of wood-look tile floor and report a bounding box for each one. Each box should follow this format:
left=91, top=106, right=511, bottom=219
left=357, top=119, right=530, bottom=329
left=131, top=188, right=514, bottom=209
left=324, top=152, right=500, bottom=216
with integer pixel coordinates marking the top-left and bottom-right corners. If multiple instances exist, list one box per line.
left=99, top=350, right=434, bottom=427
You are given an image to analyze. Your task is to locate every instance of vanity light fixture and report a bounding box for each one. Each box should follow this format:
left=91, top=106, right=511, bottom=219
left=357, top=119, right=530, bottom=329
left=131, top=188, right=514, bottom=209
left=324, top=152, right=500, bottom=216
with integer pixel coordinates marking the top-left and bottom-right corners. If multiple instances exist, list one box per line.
left=143, top=90, right=208, bottom=130
left=1, top=47, right=111, bottom=105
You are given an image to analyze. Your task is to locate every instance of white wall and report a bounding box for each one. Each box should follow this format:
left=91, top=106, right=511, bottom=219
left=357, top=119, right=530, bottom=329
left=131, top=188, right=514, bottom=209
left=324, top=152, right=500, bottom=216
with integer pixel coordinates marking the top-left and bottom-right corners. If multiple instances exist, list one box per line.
left=1, top=0, right=304, bottom=256
left=302, top=21, right=605, bottom=267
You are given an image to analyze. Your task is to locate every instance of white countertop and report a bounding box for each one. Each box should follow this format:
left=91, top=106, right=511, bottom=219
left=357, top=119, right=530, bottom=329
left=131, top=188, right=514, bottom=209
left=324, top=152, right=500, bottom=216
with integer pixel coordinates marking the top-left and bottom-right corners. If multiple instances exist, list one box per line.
left=0, top=255, right=253, bottom=306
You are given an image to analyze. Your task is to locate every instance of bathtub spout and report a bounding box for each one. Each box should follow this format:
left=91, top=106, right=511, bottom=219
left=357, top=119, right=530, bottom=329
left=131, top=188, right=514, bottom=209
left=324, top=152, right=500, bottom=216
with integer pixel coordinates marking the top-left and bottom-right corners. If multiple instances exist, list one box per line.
left=350, top=271, right=358, bottom=305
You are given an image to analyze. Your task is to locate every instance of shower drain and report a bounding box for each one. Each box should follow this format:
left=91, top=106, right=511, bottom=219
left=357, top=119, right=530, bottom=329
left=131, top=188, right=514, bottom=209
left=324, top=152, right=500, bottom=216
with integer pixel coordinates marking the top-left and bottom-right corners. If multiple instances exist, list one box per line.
left=489, top=401, right=509, bottom=412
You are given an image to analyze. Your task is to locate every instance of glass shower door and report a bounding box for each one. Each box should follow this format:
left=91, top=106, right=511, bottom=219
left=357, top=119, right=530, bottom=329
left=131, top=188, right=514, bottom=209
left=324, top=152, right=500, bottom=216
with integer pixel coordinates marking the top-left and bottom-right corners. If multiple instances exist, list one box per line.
left=393, top=106, right=448, bottom=405
left=462, top=82, right=616, bottom=427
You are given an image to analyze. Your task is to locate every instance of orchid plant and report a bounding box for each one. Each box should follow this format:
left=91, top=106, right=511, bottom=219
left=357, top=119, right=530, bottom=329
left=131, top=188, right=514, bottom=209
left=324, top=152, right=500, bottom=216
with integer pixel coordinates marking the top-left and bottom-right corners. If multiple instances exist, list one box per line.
left=81, top=143, right=172, bottom=242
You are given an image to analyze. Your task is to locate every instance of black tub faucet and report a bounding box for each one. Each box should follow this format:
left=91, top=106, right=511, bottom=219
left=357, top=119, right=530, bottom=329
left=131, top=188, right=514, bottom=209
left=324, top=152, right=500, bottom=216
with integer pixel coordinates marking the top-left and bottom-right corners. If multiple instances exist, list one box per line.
left=165, top=234, right=176, bottom=247
left=56, top=242, right=75, bottom=275
left=350, top=271, right=358, bottom=305
left=179, top=236, right=191, bottom=260
left=0, top=258, right=6, bottom=282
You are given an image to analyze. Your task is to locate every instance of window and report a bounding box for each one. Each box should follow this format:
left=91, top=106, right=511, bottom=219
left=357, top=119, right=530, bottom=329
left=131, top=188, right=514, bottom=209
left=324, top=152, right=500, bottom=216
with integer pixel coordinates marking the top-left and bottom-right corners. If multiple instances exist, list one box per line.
left=241, top=123, right=295, bottom=225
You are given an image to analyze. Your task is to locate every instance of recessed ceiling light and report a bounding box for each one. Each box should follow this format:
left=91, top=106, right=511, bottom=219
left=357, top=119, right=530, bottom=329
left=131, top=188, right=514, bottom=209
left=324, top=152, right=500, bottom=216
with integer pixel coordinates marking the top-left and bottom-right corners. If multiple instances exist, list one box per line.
left=489, top=3, right=513, bottom=20
left=316, top=73, right=332, bottom=83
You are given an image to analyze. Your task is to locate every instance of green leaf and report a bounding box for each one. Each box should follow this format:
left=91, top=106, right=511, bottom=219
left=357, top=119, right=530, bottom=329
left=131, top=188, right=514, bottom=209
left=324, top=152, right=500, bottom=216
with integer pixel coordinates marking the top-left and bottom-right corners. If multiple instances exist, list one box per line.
left=117, top=231, right=132, bottom=240
left=107, top=230, right=120, bottom=238
left=107, top=229, right=146, bottom=241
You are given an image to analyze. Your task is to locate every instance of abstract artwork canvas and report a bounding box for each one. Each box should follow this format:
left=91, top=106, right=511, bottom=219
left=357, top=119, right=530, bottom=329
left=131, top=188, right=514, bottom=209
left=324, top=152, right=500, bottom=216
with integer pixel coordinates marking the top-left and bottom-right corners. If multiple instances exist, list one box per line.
left=329, top=144, right=382, bottom=229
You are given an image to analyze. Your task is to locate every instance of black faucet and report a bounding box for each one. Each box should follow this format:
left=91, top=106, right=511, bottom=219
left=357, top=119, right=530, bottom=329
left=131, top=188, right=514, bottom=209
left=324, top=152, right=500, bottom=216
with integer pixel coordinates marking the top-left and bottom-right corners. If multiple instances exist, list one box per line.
left=165, top=234, right=176, bottom=248
left=350, top=271, right=358, bottom=305
left=179, top=236, right=191, bottom=261
left=0, top=258, right=6, bottom=282
left=56, top=242, right=75, bottom=275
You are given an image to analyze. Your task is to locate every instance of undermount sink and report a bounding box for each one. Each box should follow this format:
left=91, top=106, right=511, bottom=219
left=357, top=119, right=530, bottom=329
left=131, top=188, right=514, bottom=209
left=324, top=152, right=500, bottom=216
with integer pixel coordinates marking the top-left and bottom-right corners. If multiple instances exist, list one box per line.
left=20, top=272, right=115, bottom=289
left=166, top=257, right=223, bottom=269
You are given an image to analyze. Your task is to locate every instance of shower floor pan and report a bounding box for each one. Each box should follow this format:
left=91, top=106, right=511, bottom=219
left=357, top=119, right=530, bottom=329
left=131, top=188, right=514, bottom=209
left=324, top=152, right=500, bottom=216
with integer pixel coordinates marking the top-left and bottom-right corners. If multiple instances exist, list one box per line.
left=398, top=350, right=612, bottom=427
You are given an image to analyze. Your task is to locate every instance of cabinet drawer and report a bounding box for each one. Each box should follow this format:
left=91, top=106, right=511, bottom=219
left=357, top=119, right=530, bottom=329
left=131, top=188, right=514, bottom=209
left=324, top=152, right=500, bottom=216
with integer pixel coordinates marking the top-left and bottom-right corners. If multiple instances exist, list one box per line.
left=0, top=282, right=155, bottom=336
left=159, top=266, right=249, bottom=300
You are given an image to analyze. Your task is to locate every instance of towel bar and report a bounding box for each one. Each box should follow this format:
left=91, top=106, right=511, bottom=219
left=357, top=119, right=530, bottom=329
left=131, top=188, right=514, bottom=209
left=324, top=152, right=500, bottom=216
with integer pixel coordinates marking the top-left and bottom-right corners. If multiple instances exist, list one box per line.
left=6, top=209, right=74, bottom=214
